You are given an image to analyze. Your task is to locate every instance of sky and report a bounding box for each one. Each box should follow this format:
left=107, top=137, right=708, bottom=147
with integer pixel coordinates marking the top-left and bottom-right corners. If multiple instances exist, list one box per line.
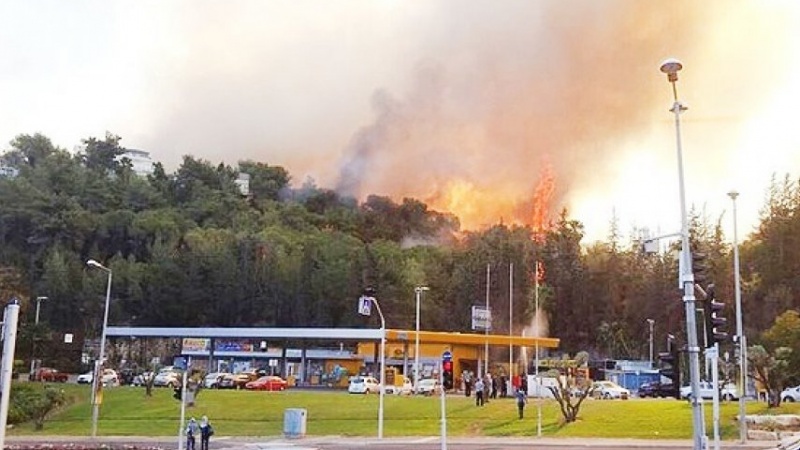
left=2, top=1, right=799, bottom=244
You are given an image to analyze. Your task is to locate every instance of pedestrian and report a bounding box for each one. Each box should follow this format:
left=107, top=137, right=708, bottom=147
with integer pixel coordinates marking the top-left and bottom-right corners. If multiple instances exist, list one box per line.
left=515, top=388, right=528, bottom=419
left=199, top=415, right=214, bottom=450
left=491, top=376, right=498, bottom=399
left=464, top=372, right=472, bottom=397
left=185, top=417, right=199, bottom=450
left=500, top=375, right=508, bottom=398
left=474, top=378, right=485, bottom=406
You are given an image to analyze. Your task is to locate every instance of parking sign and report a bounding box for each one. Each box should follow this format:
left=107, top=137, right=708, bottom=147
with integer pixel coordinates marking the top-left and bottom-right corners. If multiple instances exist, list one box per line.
left=358, top=296, right=373, bottom=316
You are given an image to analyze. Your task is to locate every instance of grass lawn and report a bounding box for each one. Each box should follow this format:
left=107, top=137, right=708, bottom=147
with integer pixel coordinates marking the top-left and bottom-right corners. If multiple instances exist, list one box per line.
left=12, top=383, right=800, bottom=439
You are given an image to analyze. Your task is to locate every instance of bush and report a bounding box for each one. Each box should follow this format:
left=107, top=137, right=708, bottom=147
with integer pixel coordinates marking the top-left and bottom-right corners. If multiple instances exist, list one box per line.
left=8, top=383, right=69, bottom=429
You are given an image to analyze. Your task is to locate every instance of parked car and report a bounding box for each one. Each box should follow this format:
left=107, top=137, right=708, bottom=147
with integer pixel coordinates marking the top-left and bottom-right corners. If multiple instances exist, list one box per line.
left=385, top=376, right=413, bottom=395
left=153, top=369, right=182, bottom=388
left=416, top=378, right=443, bottom=396
left=77, top=369, right=120, bottom=386
left=132, top=372, right=155, bottom=387
left=781, top=385, right=800, bottom=402
left=203, top=372, right=226, bottom=389
left=348, top=376, right=381, bottom=394
left=592, top=381, right=631, bottom=399
left=77, top=371, right=93, bottom=384
left=680, top=381, right=738, bottom=401
left=245, top=375, right=288, bottom=391
left=219, top=372, right=257, bottom=389
left=638, top=381, right=676, bottom=398
left=33, top=367, right=69, bottom=383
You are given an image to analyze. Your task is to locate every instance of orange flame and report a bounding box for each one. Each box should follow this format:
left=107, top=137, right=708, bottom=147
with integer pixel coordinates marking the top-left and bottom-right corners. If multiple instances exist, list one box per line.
left=425, top=179, right=521, bottom=230
left=531, top=161, right=555, bottom=240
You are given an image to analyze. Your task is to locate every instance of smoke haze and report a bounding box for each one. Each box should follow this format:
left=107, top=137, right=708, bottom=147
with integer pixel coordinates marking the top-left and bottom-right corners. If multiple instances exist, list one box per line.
left=2, top=1, right=799, bottom=240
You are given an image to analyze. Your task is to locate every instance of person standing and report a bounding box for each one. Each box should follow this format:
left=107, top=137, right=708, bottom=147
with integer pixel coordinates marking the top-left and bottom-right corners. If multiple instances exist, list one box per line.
left=515, top=388, right=528, bottom=419
left=491, top=376, right=498, bottom=399
left=199, top=415, right=214, bottom=450
left=185, top=417, right=199, bottom=450
left=474, top=378, right=485, bottom=406
left=464, top=371, right=472, bottom=397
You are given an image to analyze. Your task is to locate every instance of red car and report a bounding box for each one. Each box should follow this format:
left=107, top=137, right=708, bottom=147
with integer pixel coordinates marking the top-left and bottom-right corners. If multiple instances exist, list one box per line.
left=245, top=376, right=288, bottom=391
left=33, top=367, right=69, bottom=383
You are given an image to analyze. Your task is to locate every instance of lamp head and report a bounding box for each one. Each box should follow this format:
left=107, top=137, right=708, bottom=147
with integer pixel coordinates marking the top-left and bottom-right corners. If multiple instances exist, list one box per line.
left=415, top=286, right=430, bottom=292
left=86, top=259, right=110, bottom=272
left=659, top=58, right=683, bottom=82
left=36, top=296, right=48, bottom=301
left=728, top=190, right=739, bottom=201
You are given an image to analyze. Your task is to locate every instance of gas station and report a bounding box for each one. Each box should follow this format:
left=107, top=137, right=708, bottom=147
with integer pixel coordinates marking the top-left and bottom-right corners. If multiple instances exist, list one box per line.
left=105, top=326, right=560, bottom=388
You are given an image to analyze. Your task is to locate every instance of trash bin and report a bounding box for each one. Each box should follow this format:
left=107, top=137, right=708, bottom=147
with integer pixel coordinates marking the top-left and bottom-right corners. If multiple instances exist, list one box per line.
left=283, top=408, right=307, bottom=438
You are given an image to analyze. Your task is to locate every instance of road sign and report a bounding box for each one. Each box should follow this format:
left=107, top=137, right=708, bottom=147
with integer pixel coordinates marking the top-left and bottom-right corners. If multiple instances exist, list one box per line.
left=358, top=296, right=373, bottom=316
left=442, top=350, right=452, bottom=361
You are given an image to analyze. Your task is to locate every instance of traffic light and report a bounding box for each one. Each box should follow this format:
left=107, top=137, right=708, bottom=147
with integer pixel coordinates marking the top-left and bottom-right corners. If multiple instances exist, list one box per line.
left=658, top=349, right=681, bottom=399
left=442, top=360, right=453, bottom=390
left=703, top=284, right=728, bottom=346
left=692, top=252, right=708, bottom=284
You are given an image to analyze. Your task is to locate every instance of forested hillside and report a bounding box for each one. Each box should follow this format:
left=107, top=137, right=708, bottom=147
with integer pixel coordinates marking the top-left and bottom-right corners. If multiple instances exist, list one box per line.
left=2, top=133, right=800, bottom=368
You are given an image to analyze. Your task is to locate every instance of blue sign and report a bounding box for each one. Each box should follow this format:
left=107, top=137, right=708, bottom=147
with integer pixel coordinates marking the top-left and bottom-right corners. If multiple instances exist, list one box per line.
left=442, top=350, right=452, bottom=362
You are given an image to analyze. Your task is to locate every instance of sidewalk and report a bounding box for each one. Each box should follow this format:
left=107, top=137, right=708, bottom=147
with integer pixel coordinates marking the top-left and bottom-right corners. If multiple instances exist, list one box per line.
left=5, top=435, right=795, bottom=450
left=219, top=435, right=796, bottom=450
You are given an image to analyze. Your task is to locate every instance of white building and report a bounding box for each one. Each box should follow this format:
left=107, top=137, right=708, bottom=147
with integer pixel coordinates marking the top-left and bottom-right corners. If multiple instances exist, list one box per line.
left=119, top=149, right=155, bottom=177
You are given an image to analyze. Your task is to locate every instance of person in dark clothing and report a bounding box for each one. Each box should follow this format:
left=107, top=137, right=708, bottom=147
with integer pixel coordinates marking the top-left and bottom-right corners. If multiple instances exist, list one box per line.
left=491, top=377, right=498, bottom=399
left=464, top=372, right=472, bottom=397
left=199, top=415, right=214, bottom=450
left=474, top=378, right=485, bottom=406
left=500, top=375, right=508, bottom=398
left=515, top=388, right=528, bottom=419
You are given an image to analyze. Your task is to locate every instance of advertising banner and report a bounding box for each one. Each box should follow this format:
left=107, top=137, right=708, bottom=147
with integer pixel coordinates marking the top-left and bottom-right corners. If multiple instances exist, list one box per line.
left=181, top=338, right=210, bottom=352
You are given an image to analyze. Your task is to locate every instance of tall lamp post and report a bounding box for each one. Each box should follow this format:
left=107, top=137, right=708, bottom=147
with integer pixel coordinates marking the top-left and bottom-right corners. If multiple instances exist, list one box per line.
left=729, top=190, right=747, bottom=442
left=660, top=58, right=706, bottom=450
left=647, top=319, right=655, bottom=368
left=87, top=259, right=112, bottom=439
left=29, top=296, right=49, bottom=377
left=358, top=291, right=386, bottom=439
left=414, top=286, right=429, bottom=394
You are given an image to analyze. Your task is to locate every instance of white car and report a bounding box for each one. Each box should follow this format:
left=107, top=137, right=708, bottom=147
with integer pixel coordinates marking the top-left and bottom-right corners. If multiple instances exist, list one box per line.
left=132, top=372, right=154, bottom=386
left=204, top=372, right=226, bottom=389
left=385, top=376, right=413, bottom=395
left=153, top=370, right=182, bottom=388
left=416, top=378, right=443, bottom=396
left=77, top=371, right=93, bottom=384
left=348, top=376, right=381, bottom=394
left=781, top=385, right=800, bottom=402
left=680, top=381, right=738, bottom=401
left=76, top=369, right=120, bottom=387
left=592, top=381, right=631, bottom=399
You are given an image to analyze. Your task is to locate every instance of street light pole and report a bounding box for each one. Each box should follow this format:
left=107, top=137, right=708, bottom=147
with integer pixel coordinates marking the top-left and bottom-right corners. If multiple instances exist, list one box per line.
left=358, top=292, right=386, bottom=439
left=29, top=296, right=48, bottom=377
left=414, top=286, right=429, bottom=394
left=660, top=58, right=706, bottom=450
left=87, top=259, right=112, bottom=439
left=647, top=319, right=655, bottom=368
left=729, top=190, right=747, bottom=442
